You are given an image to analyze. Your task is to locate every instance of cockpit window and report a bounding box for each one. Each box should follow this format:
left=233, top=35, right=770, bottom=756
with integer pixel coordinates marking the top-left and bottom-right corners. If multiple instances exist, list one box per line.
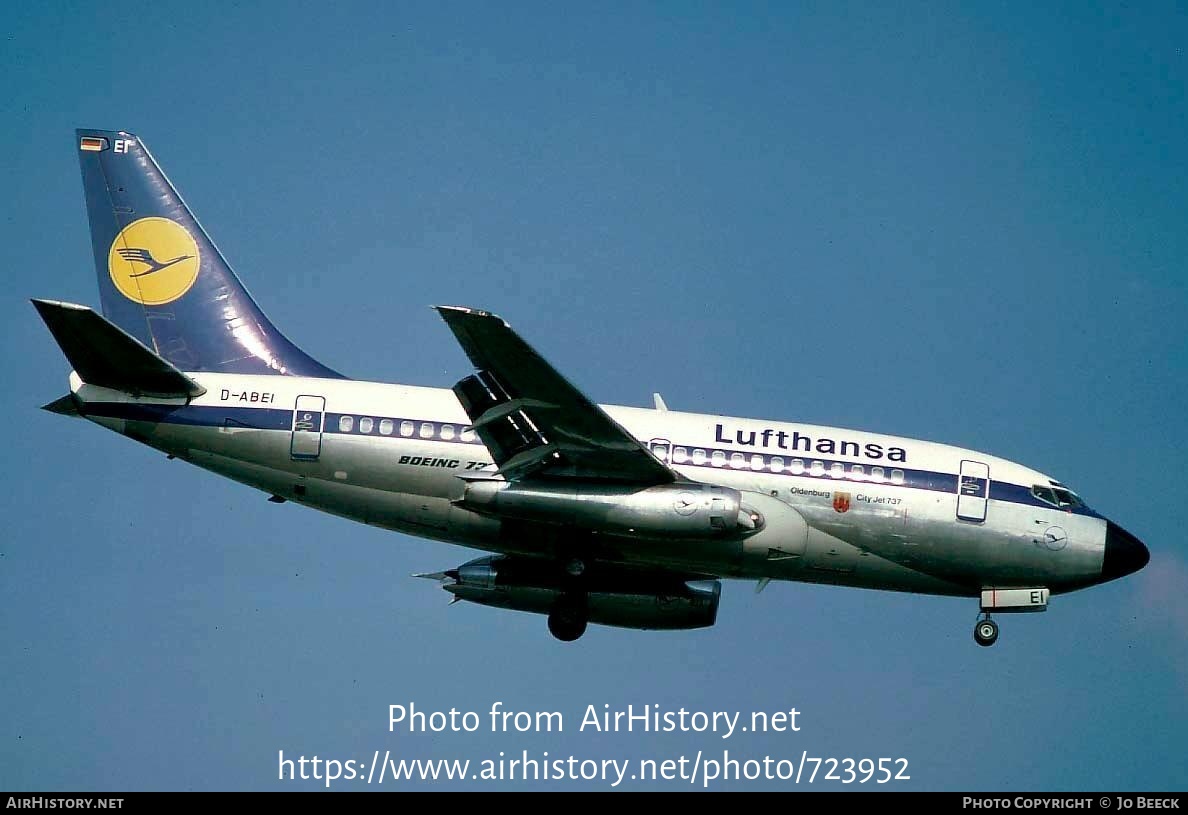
left=1032, top=485, right=1083, bottom=509
left=1052, top=487, right=1083, bottom=508
left=1031, top=485, right=1057, bottom=506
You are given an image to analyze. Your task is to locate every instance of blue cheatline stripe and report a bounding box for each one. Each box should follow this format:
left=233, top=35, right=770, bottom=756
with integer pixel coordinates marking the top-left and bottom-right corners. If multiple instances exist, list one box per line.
left=83, top=402, right=294, bottom=431
left=81, top=402, right=1100, bottom=517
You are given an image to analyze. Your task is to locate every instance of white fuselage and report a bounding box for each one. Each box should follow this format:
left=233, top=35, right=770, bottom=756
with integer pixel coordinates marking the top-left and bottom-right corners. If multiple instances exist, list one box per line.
left=71, top=371, right=1110, bottom=599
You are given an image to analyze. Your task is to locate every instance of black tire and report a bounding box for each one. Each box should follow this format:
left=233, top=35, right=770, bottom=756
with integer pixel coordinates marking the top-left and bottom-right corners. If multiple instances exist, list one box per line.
left=565, top=558, right=586, bottom=578
left=974, top=618, right=999, bottom=647
left=548, top=598, right=588, bottom=642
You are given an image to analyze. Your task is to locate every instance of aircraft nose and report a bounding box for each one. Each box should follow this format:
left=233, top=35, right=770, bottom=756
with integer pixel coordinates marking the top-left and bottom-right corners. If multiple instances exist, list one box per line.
left=1102, top=521, right=1150, bottom=581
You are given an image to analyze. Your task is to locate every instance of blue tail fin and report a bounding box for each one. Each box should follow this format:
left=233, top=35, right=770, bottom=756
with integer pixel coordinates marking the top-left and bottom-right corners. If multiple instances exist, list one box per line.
left=76, top=129, right=343, bottom=378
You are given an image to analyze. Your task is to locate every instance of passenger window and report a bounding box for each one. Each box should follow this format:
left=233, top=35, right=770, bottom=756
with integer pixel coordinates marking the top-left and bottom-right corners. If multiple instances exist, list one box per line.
left=693, top=449, right=707, bottom=465
left=730, top=452, right=746, bottom=469
left=790, top=459, right=805, bottom=475
left=829, top=462, right=844, bottom=478
left=379, top=419, right=393, bottom=436
left=419, top=422, right=434, bottom=438
left=358, top=417, right=374, bottom=434
left=440, top=424, right=455, bottom=440
left=890, top=468, right=905, bottom=485
left=339, top=415, right=354, bottom=432
left=771, top=456, right=784, bottom=473
left=871, top=466, right=885, bottom=482
left=851, top=464, right=865, bottom=479
left=711, top=451, right=726, bottom=467
left=461, top=428, right=476, bottom=442
left=400, top=421, right=414, bottom=437
left=810, top=460, right=825, bottom=476
left=750, top=454, right=764, bottom=471
left=673, top=446, right=688, bottom=463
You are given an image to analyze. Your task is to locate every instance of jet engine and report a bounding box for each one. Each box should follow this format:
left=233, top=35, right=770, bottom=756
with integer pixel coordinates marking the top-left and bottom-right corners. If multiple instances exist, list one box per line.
left=417, top=555, right=721, bottom=641
left=458, top=481, right=762, bottom=540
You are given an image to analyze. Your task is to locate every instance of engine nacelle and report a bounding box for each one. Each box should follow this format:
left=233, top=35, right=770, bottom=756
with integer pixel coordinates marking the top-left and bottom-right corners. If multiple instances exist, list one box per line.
left=459, top=480, right=761, bottom=540
left=433, top=556, right=721, bottom=631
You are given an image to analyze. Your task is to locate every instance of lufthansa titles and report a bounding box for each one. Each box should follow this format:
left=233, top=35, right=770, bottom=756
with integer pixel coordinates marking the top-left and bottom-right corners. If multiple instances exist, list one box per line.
left=714, top=423, right=907, bottom=462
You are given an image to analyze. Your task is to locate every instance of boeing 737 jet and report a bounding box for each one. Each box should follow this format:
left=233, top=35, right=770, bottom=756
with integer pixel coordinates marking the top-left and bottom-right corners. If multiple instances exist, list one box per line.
left=35, top=129, right=1150, bottom=646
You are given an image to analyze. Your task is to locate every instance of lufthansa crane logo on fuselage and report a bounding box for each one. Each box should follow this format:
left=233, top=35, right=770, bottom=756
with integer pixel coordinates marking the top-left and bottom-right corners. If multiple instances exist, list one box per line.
left=673, top=491, right=699, bottom=516
left=108, top=217, right=200, bottom=305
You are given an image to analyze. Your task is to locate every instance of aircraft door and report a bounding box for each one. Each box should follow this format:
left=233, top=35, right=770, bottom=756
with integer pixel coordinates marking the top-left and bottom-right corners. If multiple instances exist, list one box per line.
left=291, top=395, right=326, bottom=461
left=957, top=459, right=990, bottom=522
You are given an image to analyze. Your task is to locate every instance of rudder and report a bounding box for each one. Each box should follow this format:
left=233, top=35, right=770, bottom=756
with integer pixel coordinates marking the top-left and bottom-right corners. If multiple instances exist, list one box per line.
left=76, top=129, right=342, bottom=378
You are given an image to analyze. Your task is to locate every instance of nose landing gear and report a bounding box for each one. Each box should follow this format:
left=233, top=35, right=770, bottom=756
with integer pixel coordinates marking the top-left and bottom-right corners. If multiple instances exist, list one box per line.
left=973, top=587, right=1049, bottom=646
left=974, top=614, right=999, bottom=647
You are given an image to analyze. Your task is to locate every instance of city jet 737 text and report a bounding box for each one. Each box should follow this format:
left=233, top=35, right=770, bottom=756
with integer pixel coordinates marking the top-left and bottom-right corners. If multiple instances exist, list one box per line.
left=35, top=129, right=1150, bottom=646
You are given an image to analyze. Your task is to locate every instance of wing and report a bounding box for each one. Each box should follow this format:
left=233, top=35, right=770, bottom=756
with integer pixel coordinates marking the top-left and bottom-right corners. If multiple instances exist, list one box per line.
left=436, top=306, right=676, bottom=484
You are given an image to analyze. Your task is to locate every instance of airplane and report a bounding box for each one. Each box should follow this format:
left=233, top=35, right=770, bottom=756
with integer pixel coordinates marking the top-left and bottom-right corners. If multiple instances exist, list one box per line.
left=34, top=128, right=1150, bottom=647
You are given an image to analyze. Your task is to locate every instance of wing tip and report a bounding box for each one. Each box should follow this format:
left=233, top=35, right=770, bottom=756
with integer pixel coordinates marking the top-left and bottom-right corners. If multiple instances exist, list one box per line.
left=434, top=305, right=509, bottom=326
left=41, top=394, right=81, bottom=416
left=31, top=298, right=87, bottom=310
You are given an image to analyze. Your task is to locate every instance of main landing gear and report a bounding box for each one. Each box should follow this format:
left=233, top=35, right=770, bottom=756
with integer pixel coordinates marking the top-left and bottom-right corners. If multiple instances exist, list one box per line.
left=548, top=593, right=588, bottom=642
left=973, top=613, right=999, bottom=647
left=548, top=557, right=589, bottom=642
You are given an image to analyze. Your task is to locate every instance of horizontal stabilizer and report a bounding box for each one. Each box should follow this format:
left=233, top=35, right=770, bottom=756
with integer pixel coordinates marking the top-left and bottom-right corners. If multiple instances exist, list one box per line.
left=32, top=299, right=206, bottom=398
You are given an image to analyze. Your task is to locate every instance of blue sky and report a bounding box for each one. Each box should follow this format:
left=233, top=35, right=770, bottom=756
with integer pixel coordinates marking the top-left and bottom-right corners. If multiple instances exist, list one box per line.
left=2, top=1, right=1185, bottom=791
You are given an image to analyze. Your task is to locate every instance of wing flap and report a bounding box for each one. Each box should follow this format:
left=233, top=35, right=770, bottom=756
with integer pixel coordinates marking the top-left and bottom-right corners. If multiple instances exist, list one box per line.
left=32, top=299, right=206, bottom=398
left=471, top=397, right=559, bottom=430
